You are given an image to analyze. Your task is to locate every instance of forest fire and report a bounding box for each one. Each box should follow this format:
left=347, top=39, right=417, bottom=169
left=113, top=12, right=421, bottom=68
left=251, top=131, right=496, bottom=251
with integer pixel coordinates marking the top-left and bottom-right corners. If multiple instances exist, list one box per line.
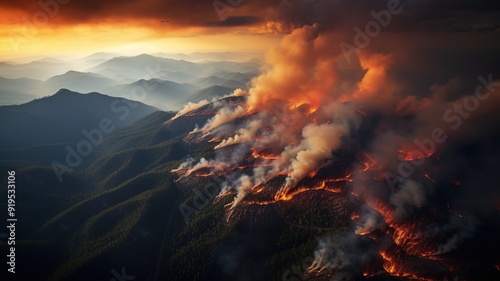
left=170, top=11, right=500, bottom=280
left=379, top=250, right=427, bottom=280
left=275, top=180, right=345, bottom=202
left=171, top=94, right=500, bottom=280
left=251, top=149, right=280, bottom=160
left=171, top=96, right=497, bottom=279
left=398, top=146, right=434, bottom=162
left=0, top=0, right=497, bottom=280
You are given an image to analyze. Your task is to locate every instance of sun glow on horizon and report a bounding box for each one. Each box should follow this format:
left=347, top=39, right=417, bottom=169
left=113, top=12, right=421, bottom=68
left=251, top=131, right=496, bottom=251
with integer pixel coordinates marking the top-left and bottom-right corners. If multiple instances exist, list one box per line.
left=0, top=19, right=283, bottom=62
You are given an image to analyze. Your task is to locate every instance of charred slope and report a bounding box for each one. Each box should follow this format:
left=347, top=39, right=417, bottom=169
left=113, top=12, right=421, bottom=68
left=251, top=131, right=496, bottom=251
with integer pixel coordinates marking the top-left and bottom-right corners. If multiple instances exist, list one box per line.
left=1, top=95, right=498, bottom=281
left=171, top=96, right=500, bottom=281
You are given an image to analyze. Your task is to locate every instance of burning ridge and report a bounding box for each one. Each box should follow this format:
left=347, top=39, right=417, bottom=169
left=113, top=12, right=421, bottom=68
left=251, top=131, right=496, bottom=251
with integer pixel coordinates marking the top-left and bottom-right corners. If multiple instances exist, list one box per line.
left=170, top=23, right=500, bottom=281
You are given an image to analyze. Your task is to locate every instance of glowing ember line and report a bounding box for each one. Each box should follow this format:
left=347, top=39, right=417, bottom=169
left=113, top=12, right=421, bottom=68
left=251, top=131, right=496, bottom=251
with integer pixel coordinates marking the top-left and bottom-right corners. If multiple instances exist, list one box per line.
left=398, top=146, right=433, bottom=162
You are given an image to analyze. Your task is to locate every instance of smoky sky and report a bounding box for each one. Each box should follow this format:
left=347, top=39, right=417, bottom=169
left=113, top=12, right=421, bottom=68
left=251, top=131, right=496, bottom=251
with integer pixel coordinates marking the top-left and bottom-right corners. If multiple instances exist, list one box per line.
left=156, top=1, right=500, bottom=279
left=1, top=0, right=499, bottom=29
left=0, top=0, right=279, bottom=26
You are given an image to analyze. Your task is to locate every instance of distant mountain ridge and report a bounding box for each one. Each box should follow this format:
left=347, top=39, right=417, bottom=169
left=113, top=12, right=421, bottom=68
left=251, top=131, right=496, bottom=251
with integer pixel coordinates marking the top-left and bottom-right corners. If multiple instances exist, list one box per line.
left=0, top=96, right=341, bottom=281
left=0, top=89, right=159, bottom=149
left=90, top=54, right=201, bottom=83
left=0, top=53, right=260, bottom=107
left=0, top=76, right=43, bottom=105
left=103, top=78, right=198, bottom=110
left=45, top=70, right=118, bottom=93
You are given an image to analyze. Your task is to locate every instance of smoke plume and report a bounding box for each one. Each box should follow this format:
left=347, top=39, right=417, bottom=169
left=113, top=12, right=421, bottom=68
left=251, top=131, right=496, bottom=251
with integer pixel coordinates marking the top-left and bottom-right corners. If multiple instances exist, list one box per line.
left=171, top=0, right=500, bottom=279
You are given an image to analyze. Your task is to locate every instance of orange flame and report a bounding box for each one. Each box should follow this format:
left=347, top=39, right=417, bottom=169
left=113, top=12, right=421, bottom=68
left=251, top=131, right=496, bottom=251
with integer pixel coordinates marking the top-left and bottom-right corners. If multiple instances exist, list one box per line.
left=398, top=146, right=433, bottom=162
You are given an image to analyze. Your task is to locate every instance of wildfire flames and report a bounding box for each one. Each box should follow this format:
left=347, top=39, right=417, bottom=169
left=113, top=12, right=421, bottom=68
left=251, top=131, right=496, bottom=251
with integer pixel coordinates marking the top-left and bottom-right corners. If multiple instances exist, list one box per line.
left=170, top=16, right=499, bottom=281
left=398, top=146, right=434, bottom=162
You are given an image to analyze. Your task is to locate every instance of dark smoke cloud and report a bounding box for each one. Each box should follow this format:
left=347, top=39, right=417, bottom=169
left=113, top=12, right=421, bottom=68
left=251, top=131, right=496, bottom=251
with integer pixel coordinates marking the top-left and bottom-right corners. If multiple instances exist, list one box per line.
left=2, top=0, right=500, bottom=33
left=307, top=232, right=377, bottom=280
left=169, top=0, right=500, bottom=279
left=0, top=0, right=281, bottom=26
left=276, top=0, right=500, bottom=32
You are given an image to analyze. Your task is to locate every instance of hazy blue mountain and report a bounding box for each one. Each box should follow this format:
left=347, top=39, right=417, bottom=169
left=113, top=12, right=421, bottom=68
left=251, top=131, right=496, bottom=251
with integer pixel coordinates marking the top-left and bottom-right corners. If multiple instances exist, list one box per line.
left=186, top=85, right=235, bottom=103
left=45, top=70, right=118, bottom=93
left=0, top=59, right=72, bottom=80
left=213, top=70, right=256, bottom=82
left=193, top=71, right=254, bottom=89
left=193, top=76, right=243, bottom=89
left=0, top=54, right=259, bottom=109
left=161, top=70, right=197, bottom=83
left=0, top=90, right=37, bottom=106
left=199, top=60, right=260, bottom=74
left=90, top=54, right=260, bottom=84
left=90, top=54, right=201, bottom=83
left=0, top=89, right=158, bottom=148
left=75, top=52, right=119, bottom=69
left=103, top=78, right=199, bottom=110
left=0, top=76, right=43, bottom=105
left=79, top=52, right=118, bottom=61
left=0, top=76, right=43, bottom=91
left=36, top=57, right=66, bottom=63
left=153, top=51, right=263, bottom=62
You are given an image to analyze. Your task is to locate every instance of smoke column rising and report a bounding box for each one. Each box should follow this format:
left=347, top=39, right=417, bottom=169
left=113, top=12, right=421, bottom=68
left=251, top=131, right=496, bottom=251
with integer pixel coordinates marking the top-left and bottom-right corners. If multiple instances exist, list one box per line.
left=172, top=0, right=500, bottom=279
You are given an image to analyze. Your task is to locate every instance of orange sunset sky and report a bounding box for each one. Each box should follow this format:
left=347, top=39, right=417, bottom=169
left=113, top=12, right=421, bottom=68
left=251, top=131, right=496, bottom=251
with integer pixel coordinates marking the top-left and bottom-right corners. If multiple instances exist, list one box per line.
left=0, top=0, right=499, bottom=63
left=0, top=0, right=287, bottom=60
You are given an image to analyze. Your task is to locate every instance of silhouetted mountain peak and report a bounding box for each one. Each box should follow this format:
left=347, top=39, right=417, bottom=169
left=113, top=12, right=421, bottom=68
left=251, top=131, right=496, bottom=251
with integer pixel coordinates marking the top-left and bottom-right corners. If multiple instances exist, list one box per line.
left=80, top=52, right=117, bottom=60
left=53, top=88, right=75, bottom=96
left=49, top=89, right=139, bottom=103
left=0, top=89, right=159, bottom=148
left=64, top=70, right=82, bottom=75
left=49, top=70, right=106, bottom=80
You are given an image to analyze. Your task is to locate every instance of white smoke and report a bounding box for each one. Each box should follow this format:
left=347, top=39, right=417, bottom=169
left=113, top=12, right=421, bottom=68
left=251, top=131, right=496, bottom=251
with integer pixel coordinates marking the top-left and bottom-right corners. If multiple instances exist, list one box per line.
left=355, top=205, right=386, bottom=235
left=390, top=180, right=427, bottom=221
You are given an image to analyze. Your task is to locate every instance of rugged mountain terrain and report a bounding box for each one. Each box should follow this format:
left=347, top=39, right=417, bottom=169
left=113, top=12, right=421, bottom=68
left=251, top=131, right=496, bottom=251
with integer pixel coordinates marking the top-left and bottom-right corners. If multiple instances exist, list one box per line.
left=0, top=89, right=159, bottom=149
left=1, top=92, right=498, bottom=281
left=0, top=54, right=259, bottom=108
left=0, top=94, right=344, bottom=281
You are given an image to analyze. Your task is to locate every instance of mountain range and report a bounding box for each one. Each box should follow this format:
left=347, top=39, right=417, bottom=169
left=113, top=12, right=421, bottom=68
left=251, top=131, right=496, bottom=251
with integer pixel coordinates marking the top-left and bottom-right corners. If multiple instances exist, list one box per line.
left=0, top=53, right=259, bottom=109
left=0, top=89, right=158, bottom=149
left=0, top=84, right=498, bottom=281
left=0, top=92, right=346, bottom=281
